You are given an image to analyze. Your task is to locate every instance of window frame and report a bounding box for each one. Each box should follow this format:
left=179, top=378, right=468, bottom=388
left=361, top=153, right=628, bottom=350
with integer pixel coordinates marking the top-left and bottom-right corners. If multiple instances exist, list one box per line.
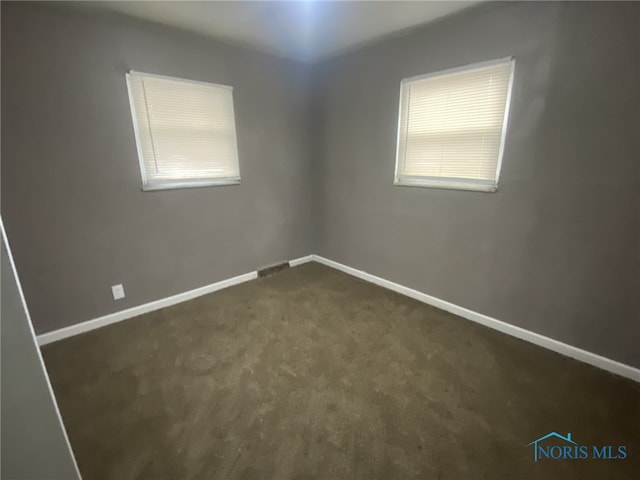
left=125, top=70, right=241, bottom=192
left=393, top=57, right=516, bottom=193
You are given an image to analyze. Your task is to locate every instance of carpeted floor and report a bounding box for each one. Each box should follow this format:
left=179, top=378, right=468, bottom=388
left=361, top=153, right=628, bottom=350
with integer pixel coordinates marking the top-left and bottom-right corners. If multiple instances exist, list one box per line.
left=43, top=262, right=640, bottom=480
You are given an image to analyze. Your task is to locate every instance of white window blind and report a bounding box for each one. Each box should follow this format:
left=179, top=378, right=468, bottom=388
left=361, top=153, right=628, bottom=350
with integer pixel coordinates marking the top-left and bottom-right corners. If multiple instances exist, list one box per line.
left=126, top=72, right=240, bottom=191
left=394, top=58, right=515, bottom=192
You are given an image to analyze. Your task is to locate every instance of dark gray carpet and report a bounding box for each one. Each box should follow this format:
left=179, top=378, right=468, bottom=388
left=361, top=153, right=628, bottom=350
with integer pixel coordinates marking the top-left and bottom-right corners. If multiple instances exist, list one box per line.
left=42, top=262, right=640, bottom=479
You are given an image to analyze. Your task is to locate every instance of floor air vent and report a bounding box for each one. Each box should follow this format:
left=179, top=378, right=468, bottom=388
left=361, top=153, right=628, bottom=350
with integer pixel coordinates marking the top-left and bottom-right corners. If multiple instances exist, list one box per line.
left=257, top=262, right=290, bottom=278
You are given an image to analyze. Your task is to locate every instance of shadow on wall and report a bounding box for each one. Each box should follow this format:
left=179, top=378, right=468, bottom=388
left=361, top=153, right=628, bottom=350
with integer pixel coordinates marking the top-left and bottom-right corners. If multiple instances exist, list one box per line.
left=524, top=2, right=640, bottom=367
left=1, top=221, right=81, bottom=479
left=308, top=1, right=640, bottom=369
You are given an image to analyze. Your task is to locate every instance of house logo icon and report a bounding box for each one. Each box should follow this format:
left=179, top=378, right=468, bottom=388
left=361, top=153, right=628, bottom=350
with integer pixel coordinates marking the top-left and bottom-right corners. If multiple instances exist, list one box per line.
left=527, top=432, right=577, bottom=462
left=526, top=432, right=628, bottom=462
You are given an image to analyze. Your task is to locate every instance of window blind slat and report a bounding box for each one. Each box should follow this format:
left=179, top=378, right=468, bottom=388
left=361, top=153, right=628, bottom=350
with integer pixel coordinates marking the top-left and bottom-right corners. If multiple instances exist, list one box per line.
left=395, top=59, right=515, bottom=191
left=126, top=72, right=240, bottom=189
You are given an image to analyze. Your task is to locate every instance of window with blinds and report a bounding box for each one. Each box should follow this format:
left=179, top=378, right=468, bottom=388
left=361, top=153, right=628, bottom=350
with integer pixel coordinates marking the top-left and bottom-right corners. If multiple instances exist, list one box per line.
left=126, top=72, right=240, bottom=191
left=394, top=58, right=515, bottom=192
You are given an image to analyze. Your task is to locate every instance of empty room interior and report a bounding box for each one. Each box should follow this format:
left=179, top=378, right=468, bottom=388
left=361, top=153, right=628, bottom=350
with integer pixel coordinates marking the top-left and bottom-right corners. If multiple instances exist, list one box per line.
left=1, top=1, right=639, bottom=479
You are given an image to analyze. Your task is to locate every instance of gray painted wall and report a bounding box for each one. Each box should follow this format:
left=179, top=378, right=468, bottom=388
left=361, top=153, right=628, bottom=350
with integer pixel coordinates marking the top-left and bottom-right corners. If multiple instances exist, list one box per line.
left=312, top=1, right=640, bottom=368
left=1, top=3, right=314, bottom=334
left=1, top=223, right=80, bottom=480
left=2, top=2, right=638, bottom=369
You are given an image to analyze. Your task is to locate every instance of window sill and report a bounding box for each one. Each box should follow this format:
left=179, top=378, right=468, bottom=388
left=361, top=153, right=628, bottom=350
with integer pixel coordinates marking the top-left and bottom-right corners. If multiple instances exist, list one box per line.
left=142, top=177, right=241, bottom=192
left=394, top=177, right=497, bottom=193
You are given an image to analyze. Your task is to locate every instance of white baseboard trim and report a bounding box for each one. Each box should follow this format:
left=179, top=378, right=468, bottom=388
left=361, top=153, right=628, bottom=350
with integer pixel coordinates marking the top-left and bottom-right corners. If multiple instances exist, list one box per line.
left=312, top=255, right=640, bottom=383
left=39, top=254, right=315, bottom=346
left=289, top=255, right=315, bottom=267
left=36, top=253, right=639, bottom=383
left=37, top=270, right=258, bottom=347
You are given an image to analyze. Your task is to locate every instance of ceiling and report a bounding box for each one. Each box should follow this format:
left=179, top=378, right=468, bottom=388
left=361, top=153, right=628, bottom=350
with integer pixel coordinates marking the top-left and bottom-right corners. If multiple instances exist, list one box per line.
left=80, top=1, right=481, bottom=63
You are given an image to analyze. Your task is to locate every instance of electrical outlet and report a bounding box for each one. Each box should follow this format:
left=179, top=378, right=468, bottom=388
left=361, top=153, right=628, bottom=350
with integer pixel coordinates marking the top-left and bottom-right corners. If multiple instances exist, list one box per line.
left=111, top=284, right=125, bottom=300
